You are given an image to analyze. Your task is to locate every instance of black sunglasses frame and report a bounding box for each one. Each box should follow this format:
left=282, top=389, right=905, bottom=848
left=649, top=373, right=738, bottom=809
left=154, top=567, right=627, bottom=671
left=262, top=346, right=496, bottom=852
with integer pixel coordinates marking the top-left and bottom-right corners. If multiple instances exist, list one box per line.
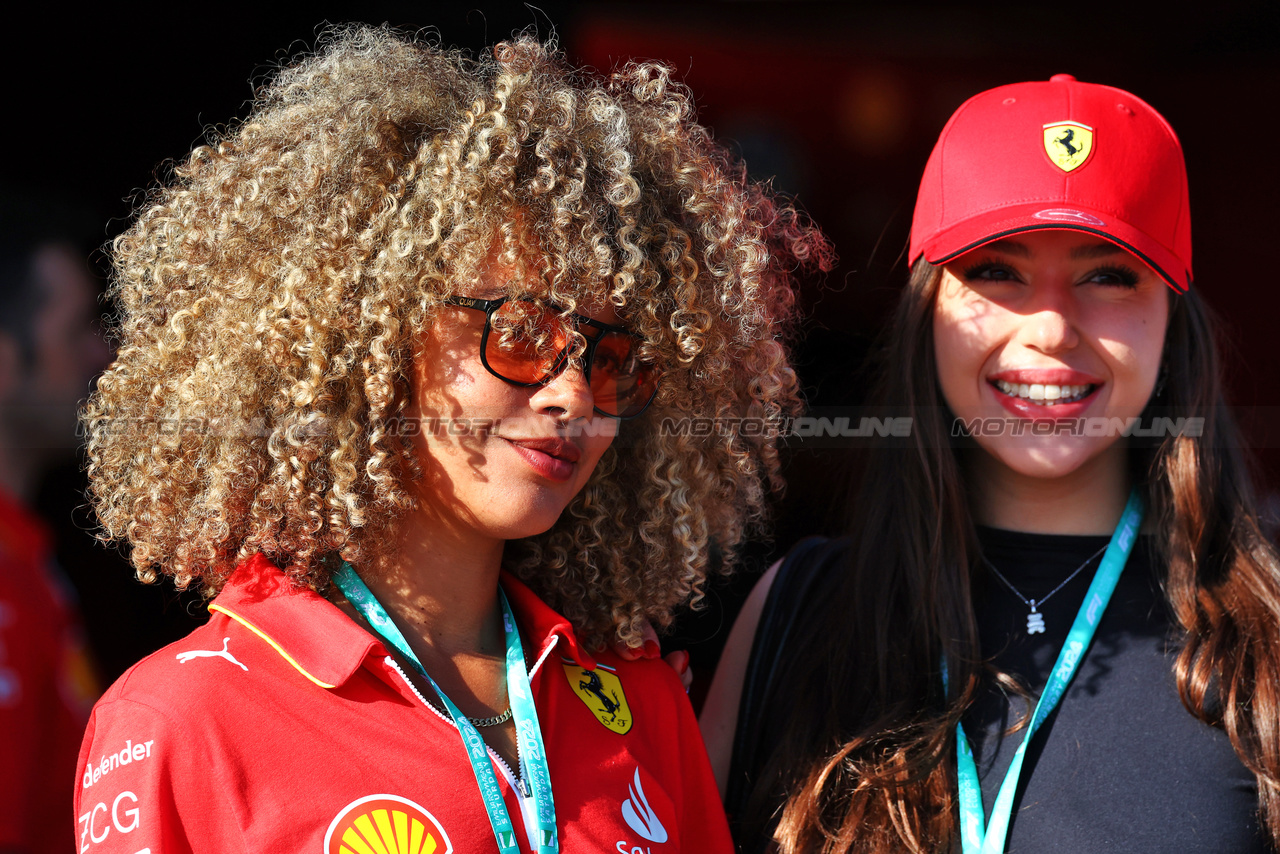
left=442, top=295, right=659, bottom=419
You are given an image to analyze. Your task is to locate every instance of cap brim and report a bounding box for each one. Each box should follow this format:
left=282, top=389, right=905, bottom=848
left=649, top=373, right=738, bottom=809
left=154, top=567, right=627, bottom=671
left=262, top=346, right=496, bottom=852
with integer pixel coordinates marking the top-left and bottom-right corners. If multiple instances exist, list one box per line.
left=917, top=202, right=1192, bottom=293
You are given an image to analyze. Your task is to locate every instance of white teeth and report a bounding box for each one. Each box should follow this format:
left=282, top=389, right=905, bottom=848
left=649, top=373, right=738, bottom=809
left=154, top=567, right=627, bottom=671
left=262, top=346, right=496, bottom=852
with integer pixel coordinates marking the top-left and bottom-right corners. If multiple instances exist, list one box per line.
left=994, top=379, right=1094, bottom=404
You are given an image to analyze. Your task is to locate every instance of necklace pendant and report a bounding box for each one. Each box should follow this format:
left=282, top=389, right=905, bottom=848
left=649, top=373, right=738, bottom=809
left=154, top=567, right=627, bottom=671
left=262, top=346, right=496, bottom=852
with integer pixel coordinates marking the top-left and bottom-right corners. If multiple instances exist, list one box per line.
left=1027, top=607, right=1046, bottom=635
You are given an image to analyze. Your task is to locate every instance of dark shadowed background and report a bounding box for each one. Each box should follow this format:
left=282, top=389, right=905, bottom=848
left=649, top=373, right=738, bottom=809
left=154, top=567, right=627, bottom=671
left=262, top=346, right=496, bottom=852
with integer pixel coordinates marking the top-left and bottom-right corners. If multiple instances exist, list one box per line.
left=6, top=1, right=1277, bottom=699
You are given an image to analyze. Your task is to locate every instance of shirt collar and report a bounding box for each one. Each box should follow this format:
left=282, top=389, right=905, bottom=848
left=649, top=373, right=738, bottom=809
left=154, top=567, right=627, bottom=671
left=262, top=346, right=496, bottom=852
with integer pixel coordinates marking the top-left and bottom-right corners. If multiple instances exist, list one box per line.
left=209, top=556, right=595, bottom=689
left=209, top=555, right=378, bottom=689
left=499, top=570, right=596, bottom=673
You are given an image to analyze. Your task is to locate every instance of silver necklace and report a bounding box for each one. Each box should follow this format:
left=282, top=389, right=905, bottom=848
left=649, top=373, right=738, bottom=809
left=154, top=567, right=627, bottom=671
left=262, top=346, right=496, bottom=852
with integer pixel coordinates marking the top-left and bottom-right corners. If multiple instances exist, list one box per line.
left=467, top=707, right=513, bottom=727
left=419, top=692, right=511, bottom=727
left=981, top=543, right=1108, bottom=634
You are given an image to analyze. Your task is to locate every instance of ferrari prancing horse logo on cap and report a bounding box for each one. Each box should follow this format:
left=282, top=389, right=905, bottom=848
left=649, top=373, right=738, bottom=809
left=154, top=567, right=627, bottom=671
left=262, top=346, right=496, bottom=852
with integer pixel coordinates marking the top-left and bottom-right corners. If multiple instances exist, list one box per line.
left=1043, top=122, right=1094, bottom=172
left=324, top=794, right=452, bottom=854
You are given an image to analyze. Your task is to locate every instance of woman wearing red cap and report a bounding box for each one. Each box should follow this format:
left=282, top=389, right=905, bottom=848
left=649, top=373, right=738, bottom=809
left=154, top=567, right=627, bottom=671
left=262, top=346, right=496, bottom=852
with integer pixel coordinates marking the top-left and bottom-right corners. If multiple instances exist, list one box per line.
left=74, top=26, right=829, bottom=854
left=703, top=75, right=1280, bottom=853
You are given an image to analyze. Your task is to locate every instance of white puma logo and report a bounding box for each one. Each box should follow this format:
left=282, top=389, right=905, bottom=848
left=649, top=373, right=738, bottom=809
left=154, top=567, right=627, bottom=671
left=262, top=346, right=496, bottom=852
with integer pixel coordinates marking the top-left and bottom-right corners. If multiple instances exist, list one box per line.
left=176, top=637, right=248, bottom=671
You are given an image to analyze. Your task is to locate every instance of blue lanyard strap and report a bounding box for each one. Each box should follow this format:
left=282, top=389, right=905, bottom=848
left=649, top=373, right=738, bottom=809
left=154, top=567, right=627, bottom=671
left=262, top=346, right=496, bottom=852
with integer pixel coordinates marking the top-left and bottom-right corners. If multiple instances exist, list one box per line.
left=334, top=563, right=558, bottom=854
left=952, top=489, right=1144, bottom=854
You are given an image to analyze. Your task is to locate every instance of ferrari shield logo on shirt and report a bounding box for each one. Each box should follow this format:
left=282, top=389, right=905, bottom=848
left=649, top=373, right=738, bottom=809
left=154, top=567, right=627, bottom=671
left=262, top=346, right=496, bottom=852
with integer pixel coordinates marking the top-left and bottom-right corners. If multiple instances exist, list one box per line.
left=563, top=661, right=632, bottom=734
left=324, top=794, right=452, bottom=854
left=1042, top=122, right=1094, bottom=172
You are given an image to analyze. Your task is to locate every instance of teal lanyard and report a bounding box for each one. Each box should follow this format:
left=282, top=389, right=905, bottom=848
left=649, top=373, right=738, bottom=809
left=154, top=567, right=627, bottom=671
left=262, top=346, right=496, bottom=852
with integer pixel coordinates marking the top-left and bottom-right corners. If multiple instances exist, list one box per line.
left=333, top=563, right=558, bottom=854
left=952, top=489, right=1144, bottom=854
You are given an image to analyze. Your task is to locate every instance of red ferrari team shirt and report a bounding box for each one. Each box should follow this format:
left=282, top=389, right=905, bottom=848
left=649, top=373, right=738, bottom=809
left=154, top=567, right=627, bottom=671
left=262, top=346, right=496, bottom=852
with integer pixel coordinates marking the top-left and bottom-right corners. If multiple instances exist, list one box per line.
left=1, top=489, right=97, bottom=853
left=75, top=554, right=732, bottom=854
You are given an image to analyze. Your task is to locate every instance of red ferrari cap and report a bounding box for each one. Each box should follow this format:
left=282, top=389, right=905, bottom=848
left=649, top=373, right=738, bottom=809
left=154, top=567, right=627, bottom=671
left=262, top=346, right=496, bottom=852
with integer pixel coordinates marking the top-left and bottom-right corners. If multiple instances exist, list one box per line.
left=909, top=74, right=1192, bottom=292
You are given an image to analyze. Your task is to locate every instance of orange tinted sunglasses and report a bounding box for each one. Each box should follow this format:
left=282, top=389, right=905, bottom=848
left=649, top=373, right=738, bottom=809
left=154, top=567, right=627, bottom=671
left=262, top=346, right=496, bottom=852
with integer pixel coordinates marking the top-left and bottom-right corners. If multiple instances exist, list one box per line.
left=443, top=296, right=660, bottom=419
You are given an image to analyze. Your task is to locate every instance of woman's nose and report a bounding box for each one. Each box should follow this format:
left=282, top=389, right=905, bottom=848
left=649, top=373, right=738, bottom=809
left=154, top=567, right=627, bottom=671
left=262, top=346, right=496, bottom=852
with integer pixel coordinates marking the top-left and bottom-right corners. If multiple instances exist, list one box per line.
left=530, top=361, right=596, bottom=421
left=1020, top=292, right=1080, bottom=355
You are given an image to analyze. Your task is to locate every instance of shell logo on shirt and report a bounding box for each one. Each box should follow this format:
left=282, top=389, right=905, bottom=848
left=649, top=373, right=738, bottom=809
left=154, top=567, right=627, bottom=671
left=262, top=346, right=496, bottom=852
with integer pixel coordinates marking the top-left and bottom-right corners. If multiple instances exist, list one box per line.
left=563, top=661, right=632, bottom=734
left=324, top=794, right=452, bottom=854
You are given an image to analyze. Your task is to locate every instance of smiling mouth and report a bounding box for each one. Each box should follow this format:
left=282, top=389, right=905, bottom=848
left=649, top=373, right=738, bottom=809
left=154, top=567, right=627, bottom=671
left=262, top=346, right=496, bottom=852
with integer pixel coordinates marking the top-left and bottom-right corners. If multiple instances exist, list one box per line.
left=991, top=379, right=1097, bottom=405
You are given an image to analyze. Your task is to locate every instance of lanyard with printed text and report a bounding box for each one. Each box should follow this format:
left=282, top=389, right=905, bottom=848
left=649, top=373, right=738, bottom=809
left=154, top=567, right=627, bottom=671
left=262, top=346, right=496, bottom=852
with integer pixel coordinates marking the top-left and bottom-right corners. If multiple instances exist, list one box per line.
left=334, top=563, right=558, bottom=854
left=951, top=489, right=1144, bottom=854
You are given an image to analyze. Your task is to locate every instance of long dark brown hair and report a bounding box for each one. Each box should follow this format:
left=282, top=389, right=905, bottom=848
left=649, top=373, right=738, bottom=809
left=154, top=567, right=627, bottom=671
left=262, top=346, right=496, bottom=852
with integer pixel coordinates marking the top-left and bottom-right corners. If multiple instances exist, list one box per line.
left=748, top=260, right=1280, bottom=853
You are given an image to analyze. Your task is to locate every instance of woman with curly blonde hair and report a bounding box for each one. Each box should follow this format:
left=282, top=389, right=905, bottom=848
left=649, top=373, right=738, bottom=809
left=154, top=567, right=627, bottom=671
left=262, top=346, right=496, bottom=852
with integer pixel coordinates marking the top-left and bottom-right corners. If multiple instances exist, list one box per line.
left=74, top=25, right=829, bottom=854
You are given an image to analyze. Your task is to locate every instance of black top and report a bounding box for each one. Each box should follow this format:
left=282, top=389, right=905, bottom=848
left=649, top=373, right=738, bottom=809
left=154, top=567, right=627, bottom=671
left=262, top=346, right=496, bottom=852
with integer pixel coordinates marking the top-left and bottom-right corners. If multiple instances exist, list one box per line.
left=728, top=532, right=1270, bottom=853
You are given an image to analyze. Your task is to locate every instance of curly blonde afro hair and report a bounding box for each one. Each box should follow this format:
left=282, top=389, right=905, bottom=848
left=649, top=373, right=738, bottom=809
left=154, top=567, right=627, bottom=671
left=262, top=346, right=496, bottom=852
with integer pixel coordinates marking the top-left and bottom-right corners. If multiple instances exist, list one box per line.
left=85, top=25, right=832, bottom=647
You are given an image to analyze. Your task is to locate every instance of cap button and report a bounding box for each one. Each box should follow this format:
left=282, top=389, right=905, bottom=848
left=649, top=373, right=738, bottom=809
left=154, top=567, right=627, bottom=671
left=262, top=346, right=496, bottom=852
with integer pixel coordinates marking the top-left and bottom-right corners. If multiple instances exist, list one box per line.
left=1050, top=73, right=1077, bottom=83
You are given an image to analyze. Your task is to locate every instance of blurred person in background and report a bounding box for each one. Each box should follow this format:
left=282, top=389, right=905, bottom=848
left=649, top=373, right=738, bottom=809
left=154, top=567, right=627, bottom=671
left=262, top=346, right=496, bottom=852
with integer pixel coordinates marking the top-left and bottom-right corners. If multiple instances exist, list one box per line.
left=0, top=204, right=106, bottom=853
